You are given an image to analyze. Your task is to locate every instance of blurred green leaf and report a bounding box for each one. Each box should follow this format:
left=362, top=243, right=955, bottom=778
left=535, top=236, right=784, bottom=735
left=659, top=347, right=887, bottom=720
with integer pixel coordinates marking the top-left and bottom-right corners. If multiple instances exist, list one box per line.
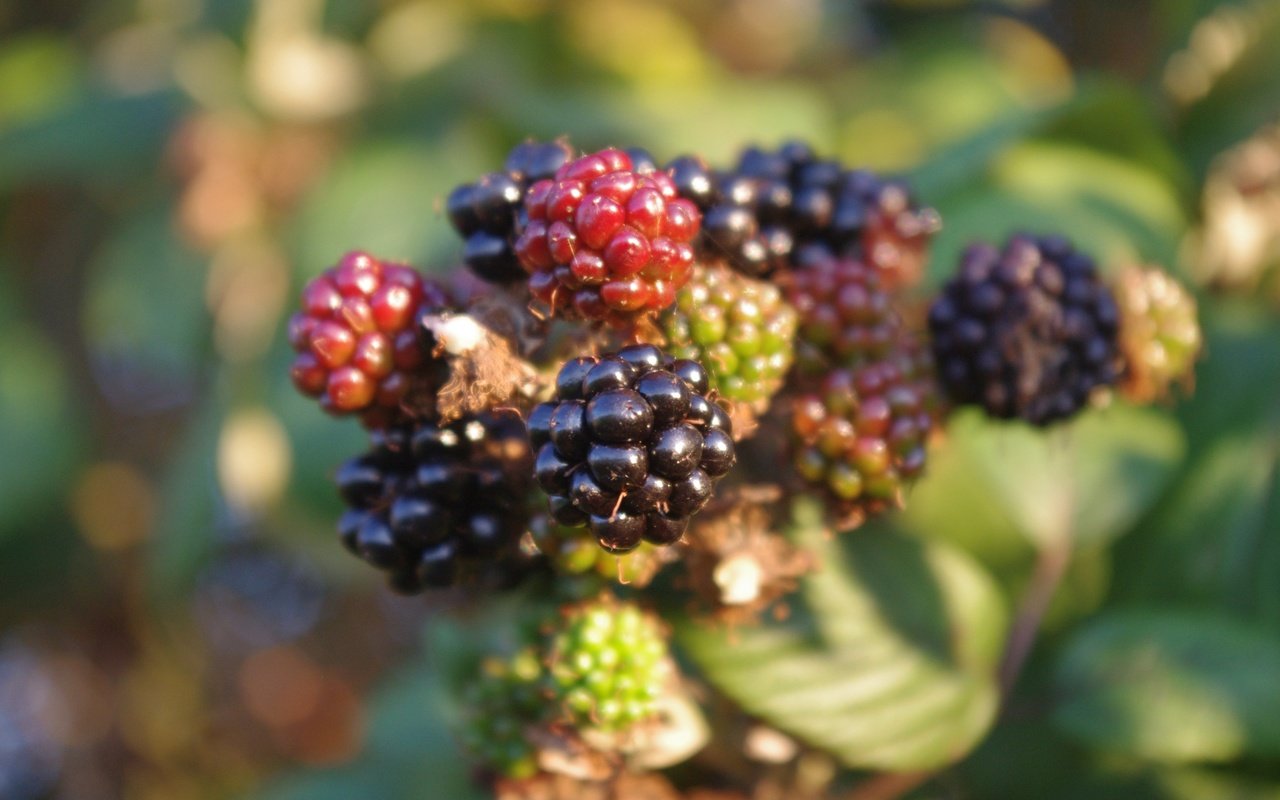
left=1054, top=611, right=1280, bottom=763
left=149, top=400, right=222, bottom=600
left=0, top=295, right=84, bottom=536
left=0, top=89, right=184, bottom=190
left=0, top=34, right=83, bottom=126
left=953, top=404, right=1185, bottom=547
left=677, top=500, right=1006, bottom=772
left=83, top=202, right=208, bottom=390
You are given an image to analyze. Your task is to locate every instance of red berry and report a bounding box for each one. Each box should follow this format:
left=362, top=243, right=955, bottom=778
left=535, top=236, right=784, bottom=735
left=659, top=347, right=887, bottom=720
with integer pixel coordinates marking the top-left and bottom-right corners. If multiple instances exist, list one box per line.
left=514, top=148, right=701, bottom=324
left=287, top=250, right=450, bottom=428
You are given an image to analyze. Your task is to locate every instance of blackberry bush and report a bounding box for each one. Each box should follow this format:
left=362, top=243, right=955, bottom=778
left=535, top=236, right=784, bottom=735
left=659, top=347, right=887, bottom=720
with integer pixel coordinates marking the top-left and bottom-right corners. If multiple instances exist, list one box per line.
left=928, top=234, right=1122, bottom=426
left=530, top=345, right=736, bottom=554
left=335, top=410, right=535, bottom=592
left=288, top=250, right=451, bottom=428
left=659, top=263, right=798, bottom=413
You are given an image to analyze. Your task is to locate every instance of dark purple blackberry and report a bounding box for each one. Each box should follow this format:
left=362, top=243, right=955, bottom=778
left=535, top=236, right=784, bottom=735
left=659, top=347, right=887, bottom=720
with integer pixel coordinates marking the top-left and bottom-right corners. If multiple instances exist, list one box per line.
left=530, top=349, right=735, bottom=553
left=928, top=234, right=1122, bottom=426
left=668, top=142, right=939, bottom=285
left=446, top=139, right=575, bottom=283
left=334, top=410, right=536, bottom=592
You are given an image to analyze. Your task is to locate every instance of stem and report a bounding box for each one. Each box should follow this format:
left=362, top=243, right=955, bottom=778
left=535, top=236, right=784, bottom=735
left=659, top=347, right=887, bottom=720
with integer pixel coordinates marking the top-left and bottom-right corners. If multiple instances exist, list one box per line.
left=998, top=534, right=1072, bottom=696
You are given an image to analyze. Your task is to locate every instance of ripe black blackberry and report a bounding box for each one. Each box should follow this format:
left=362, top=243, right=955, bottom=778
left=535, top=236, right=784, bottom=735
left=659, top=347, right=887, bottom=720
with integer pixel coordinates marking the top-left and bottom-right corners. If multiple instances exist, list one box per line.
left=335, top=410, right=536, bottom=592
left=669, top=142, right=939, bottom=285
left=529, top=345, right=736, bottom=554
left=928, top=234, right=1122, bottom=426
left=446, top=139, right=575, bottom=283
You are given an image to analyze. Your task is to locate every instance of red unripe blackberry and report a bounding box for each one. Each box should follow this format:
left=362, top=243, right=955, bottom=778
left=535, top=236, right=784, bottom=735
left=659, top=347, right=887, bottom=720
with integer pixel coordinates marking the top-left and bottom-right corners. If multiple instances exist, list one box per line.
left=928, top=234, right=1122, bottom=426
left=288, top=251, right=451, bottom=429
left=784, top=249, right=900, bottom=373
left=514, top=149, right=700, bottom=325
left=789, top=359, right=932, bottom=522
left=335, top=411, right=536, bottom=592
left=531, top=346, right=734, bottom=553
left=446, top=139, right=575, bottom=283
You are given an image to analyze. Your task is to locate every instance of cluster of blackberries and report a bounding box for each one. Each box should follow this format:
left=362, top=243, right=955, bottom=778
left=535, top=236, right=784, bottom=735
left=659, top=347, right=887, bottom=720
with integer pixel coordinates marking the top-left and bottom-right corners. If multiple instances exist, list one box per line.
left=928, top=234, right=1122, bottom=426
left=446, top=140, right=575, bottom=283
left=529, top=345, right=735, bottom=554
left=668, top=142, right=938, bottom=285
left=335, top=411, right=535, bottom=592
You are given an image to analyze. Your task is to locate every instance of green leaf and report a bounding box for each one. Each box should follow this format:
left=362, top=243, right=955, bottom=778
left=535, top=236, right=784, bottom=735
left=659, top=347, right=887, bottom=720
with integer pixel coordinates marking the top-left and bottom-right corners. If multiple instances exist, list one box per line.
left=1054, top=611, right=1280, bottom=763
left=0, top=89, right=184, bottom=190
left=953, top=404, right=1185, bottom=547
left=676, top=501, right=1006, bottom=772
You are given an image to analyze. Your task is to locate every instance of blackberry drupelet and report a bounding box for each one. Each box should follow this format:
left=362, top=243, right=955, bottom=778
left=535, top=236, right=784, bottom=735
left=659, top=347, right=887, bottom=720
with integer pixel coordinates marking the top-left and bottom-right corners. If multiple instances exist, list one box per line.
left=335, top=410, right=535, bottom=592
left=513, top=148, right=701, bottom=324
left=530, top=346, right=736, bottom=553
left=928, top=234, right=1122, bottom=426
left=659, top=263, right=798, bottom=413
left=288, top=250, right=452, bottom=429
left=790, top=360, right=933, bottom=522
left=447, top=139, right=575, bottom=283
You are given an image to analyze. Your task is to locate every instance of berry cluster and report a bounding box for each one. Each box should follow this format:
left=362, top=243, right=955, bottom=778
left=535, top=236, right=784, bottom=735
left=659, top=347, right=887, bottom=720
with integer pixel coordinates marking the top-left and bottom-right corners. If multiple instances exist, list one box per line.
left=544, top=599, right=668, bottom=732
left=335, top=411, right=534, bottom=592
left=659, top=263, right=798, bottom=412
left=446, top=140, right=575, bottom=283
left=670, top=142, right=939, bottom=286
left=460, top=650, right=545, bottom=780
left=790, top=361, right=932, bottom=518
left=785, top=249, right=900, bottom=373
left=514, top=148, right=701, bottom=324
left=1115, top=265, right=1203, bottom=404
left=928, top=235, right=1122, bottom=426
left=530, top=345, right=735, bottom=554
left=289, top=251, right=451, bottom=428
left=530, top=514, right=664, bottom=589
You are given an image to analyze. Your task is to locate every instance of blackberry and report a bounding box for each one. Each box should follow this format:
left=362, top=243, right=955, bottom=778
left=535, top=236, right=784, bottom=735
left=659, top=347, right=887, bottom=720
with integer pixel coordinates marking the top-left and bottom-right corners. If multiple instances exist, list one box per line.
left=446, top=139, right=575, bottom=283
left=928, top=235, right=1122, bottom=426
left=784, top=248, right=900, bottom=374
left=1114, top=266, right=1202, bottom=404
left=790, top=359, right=932, bottom=522
left=531, top=347, right=735, bottom=554
left=544, top=598, right=669, bottom=733
left=670, top=142, right=939, bottom=286
left=335, top=410, right=535, bottom=592
left=288, top=250, right=451, bottom=429
left=659, top=263, right=797, bottom=413
left=460, top=649, right=544, bottom=779
left=513, top=148, right=701, bottom=325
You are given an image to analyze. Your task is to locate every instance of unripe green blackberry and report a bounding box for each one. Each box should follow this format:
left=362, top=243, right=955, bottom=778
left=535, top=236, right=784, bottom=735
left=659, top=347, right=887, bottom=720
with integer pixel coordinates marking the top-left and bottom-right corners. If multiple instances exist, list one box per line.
left=790, top=359, right=932, bottom=523
left=659, top=263, right=797, bottom=412
left=784, top=249, right=900, bottom=374
left=530, top=514, right=664, bottom=589
left=1115, top=266, right=1202, bottom=404
left=460, top=650, right=545, bottom=779
left=545, top=598, right=669, bottom=733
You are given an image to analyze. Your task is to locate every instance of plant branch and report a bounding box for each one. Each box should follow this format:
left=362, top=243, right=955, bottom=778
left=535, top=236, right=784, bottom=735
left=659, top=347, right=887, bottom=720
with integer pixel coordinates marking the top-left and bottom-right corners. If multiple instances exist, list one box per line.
left=998, top=534, right=1073, bottom=696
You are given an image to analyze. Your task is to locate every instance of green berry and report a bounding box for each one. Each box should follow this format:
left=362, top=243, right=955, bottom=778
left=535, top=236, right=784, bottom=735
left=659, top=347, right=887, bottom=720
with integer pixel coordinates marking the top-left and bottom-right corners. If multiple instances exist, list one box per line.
left=660, top=263, right=798, bottom=413
left=1116, top=265, right=1202, bottom=404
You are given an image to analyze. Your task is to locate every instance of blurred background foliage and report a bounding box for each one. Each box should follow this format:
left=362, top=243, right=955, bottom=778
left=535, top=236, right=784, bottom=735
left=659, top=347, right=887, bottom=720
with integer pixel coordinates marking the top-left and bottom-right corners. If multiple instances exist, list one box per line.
left=2, top=0, right=1280, bottom=798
